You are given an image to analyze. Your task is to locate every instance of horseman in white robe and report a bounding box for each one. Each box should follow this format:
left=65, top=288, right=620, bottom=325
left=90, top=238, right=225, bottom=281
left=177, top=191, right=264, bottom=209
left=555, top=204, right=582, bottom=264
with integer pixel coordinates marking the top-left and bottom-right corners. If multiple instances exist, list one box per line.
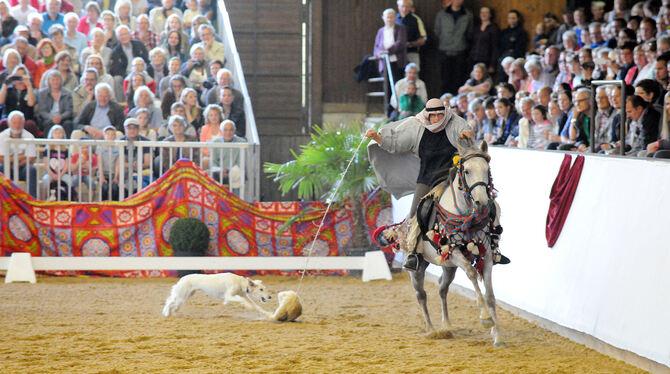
left=366, top=99, right=509, bottom=270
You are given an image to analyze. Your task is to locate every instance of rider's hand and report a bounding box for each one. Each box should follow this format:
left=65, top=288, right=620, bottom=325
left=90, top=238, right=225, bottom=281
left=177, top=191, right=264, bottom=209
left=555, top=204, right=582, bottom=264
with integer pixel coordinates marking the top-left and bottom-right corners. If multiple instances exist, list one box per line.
left=365, top=129, right=382, bottom=143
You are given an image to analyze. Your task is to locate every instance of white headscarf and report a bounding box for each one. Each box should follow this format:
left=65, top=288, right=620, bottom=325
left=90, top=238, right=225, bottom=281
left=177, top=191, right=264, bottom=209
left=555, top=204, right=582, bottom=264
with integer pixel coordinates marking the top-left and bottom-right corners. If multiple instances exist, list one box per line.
left=415, top=98, right=452, bottom=133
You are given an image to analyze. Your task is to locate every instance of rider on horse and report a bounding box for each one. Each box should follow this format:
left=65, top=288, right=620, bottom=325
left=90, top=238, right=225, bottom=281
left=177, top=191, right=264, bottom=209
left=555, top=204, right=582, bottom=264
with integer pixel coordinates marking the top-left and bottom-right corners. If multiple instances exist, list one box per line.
left=366, top=98, right=509, bottom=271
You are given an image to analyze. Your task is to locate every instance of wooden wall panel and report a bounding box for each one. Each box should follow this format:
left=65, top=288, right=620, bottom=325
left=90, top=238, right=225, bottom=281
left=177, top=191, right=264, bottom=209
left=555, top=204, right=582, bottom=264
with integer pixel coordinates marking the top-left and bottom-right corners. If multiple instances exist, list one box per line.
left=322, top=0, right=567, bottom=104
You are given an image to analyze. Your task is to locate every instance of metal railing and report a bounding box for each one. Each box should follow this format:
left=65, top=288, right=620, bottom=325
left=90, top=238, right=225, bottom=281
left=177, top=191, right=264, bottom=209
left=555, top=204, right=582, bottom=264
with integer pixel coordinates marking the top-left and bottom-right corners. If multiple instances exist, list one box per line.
left=3, top=138, right=253, bottom=202
left=218, top=0, right=260, bottom=201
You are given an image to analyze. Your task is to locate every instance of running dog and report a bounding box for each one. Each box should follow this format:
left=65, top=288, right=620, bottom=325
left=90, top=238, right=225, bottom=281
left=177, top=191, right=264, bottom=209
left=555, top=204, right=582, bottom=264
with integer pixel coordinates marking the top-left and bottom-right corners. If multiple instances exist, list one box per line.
left=162, top=273, right=272, bottom=317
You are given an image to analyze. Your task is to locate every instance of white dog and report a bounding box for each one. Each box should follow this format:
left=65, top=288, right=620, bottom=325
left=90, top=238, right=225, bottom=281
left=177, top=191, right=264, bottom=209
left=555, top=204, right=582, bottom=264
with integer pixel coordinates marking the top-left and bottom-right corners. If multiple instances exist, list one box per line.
left=162, top=273, right=271, bottom=317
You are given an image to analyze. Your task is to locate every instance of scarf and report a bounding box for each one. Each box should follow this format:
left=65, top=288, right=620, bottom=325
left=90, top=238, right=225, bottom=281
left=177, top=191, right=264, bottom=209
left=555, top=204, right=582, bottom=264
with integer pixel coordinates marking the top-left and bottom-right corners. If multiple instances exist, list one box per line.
left=415, top=98, right=452, bottom=133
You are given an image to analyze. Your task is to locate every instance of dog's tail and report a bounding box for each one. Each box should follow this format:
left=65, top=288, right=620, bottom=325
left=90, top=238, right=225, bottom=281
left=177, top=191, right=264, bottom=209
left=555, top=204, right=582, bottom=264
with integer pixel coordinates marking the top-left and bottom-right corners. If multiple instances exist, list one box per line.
left=162, top=282, right=181, bottom=317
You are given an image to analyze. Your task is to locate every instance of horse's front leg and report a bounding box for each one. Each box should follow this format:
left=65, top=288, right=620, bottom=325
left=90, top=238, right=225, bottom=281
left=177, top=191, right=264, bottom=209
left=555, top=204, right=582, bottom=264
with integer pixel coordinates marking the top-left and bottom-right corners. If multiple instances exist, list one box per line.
left=438, top=266, right=457, bottom=330
left=449, top=250, right=491, bottom=322
left=409, top=257, right=434, bottom=333
left=482, top=254, right=505, bottom=347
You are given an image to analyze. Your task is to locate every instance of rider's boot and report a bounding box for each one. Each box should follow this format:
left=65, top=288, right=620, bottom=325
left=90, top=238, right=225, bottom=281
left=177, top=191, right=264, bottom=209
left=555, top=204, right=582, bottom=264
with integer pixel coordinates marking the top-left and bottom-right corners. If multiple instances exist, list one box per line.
left=403, top=251, right=420, bottom=271
left=491, top=225, right=510, bottom=265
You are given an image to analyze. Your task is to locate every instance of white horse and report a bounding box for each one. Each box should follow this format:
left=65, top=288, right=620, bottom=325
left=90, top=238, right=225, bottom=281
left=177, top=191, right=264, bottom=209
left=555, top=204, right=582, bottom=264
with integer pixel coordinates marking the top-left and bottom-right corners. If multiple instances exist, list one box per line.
left=408, top=141, right=505, bottom=347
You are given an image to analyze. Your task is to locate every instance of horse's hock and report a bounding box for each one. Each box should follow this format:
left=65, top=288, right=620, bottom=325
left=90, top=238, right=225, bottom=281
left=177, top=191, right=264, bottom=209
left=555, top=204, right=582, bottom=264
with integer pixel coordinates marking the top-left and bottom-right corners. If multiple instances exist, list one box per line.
left=0, top=274, right=645, bottom=373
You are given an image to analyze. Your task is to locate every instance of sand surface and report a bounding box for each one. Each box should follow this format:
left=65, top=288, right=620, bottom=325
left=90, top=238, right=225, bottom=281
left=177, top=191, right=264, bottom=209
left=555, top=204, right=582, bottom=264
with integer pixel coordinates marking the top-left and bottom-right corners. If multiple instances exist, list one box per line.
left=1, top=273, right=647, bottom=373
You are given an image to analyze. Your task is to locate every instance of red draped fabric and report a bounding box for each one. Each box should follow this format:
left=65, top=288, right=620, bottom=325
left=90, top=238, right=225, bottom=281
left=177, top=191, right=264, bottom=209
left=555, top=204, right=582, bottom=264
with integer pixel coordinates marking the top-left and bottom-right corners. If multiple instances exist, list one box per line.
left=546, top=154, right=585, bottom=248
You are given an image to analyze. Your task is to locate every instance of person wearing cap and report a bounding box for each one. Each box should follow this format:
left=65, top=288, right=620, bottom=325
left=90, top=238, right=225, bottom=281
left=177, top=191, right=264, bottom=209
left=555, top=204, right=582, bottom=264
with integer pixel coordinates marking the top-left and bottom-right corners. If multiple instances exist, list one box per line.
left=154, top=115, right=199, bottom=177
left=112, top=117, right=152, bottom=195
left=366, top=98, right=476, bottom=270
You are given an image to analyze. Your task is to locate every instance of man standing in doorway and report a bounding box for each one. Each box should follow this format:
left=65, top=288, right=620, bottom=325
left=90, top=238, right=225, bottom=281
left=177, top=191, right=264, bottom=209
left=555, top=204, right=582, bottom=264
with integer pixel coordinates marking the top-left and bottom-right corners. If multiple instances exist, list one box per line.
left=396, top=0, right=426, bottom=67
left=434, top=0, right=473, bottom=95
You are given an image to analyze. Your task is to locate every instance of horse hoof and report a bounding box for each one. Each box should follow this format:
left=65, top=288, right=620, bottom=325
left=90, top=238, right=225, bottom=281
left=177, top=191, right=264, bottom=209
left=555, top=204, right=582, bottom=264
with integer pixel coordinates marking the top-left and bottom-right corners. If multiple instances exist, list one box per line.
left=480, top=318, right=494, bottom=328
left=494, top=341, right=507, bottom=348
left=427, top=330, right=454, bottom=340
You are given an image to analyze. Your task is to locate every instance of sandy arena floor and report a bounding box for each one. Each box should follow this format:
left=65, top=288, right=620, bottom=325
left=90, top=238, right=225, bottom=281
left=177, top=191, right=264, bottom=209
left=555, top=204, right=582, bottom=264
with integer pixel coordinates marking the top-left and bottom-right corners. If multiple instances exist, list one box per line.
left=0, top=273, right=647, bottom=373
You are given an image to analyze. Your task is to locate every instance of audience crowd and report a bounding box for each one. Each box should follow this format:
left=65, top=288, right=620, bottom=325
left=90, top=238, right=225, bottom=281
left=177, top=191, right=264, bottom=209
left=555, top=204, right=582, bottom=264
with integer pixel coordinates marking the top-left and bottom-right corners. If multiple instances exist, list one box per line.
left=376, top=0, right=670, bottom=160
left=0, top=0, right=247, bottom=199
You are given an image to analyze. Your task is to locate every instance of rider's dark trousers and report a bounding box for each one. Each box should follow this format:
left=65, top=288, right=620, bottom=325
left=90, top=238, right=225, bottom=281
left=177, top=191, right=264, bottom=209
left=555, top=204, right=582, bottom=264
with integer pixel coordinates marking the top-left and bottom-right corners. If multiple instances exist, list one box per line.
left=409, top=183, right=431, bottom=219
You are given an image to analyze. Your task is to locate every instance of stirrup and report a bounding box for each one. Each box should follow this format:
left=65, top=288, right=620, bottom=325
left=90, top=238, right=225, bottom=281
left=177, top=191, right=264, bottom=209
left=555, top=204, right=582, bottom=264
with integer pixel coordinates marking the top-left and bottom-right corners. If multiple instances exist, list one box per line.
left=403, top=253, right=420, bottom=271
left=494, top=253, right=511, bottom=265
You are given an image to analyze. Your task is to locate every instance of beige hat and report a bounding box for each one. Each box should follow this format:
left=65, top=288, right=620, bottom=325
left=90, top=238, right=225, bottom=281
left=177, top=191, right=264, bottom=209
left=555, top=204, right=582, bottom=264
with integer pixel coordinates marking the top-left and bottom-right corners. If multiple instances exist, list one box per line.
left=123, top=118, right=140, bottom=128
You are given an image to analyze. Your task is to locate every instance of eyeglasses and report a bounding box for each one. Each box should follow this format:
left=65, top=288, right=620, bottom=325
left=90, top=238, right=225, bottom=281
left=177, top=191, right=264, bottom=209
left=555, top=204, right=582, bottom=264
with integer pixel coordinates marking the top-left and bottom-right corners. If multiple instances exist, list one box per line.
left=575, top=98, right=589, bottom=103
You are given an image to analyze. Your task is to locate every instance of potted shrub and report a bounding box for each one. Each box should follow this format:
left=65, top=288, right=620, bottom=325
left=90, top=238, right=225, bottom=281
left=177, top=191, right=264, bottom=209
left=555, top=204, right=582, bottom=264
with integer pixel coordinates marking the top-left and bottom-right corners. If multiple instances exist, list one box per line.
left=169, top=217, right=210, bottom=276
left=264, top=123, right=379, bottom=252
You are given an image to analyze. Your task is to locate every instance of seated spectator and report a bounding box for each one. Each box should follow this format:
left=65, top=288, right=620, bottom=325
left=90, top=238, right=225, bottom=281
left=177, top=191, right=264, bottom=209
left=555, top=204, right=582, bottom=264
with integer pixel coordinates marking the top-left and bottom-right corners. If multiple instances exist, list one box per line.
left=199, top=103, right=223, bottom=154
left=76, top=1, right=102, bottom=37
left=188, top=15, right=209, bottom=46
left=540, top=46, right=560, bottom=86
left=162, top=29, right=188, bottom=62
left=0, top=110, right=37, bottom=197
left=559, top=87, right=592, bottom=151
left=39, top=50, right=77, bottom=91
left=73, top=82, right=124, bottom=139
left=459, top=63, right=493, bottom=95
left=0, top=48, right=21, bottom=87
left=632, top=45, right=652, bottom=84
left=182, top=0, right=198, bottom=29
left=635, top=79, right=663, bottom=109
left=0, top=65, right=37, bottom=136
left=114, top=0, right=135, bottom=29
left=181, top=87, right=203, bottom=130
left=202, top=68, right=243, bottom=109
left=201, top=59, right=223, bottom=97
left=159, top=56, right=183, bottom=98
left=0, top=1, right=18, bottom=46
left=41, top=0, right=64, bottom=35
left=49, top=25, right=78, bottom=74
left=134, top=107, right=157, bottom=141
left=593, top=85, right=615, bottom=152
left=625, top=94, right=661, bottom=156
left=123, top=57, right=155, bottom=95
left=34, top=38, right=57, bottom=88
left=219, top=85, right=245, bottom=137
left=124, top=73, right=146, bottom=111
left=109, top=25, right=149, bottom=101
left=10, top=0, right=38, bottom=26
left=149, top=0, right=182, bottom=35
left=79, top=28, right=112, bottom=74
left=148, top=48, right=168, bottom=92
left=156, top=101, right=196, bottom=139
left=524, top=58, right=545, bottom=93
left=72, top=67, right=97, bottom=116
left=580, top=61, right=596, bottom=86
left=70, top=141, right=99, bottom=198
left=194, top=23, right=225, bottom=67
left=101, top=11, right=119, bottom=50
left=114, top=118, right=151, bottom=195
left=160, top=14, right=191, bottom=56
left=536, top=86, right=552, bottom=107
left=655, top=52, right=670, bottom=89
left=617, top=42, right=638, bottom=84
left=160, top=74, right=186, bottom=119
left=64, top=12, right=87, bottom=56
left=562, top=30, right=580, bottom=53
left=509, top=58, right=529, bottom=92
left=132, top=14, right=160, bottom=51
left=209, top=119, right=245, bottom=186
left=516, top=96, right=535, bottom=148
left=37, top=69, right=73, bottom=136
left=99, top=125, right=119, bottom=200
left=495, top=82, right=516, bottom=102
left=646, top=93, right=670, bottom=158
left=466, top=98, right=485, bottom=142
left=129, top=0, right=148, bottom=19
left=533, top=22, right=547, bottom=52
left=180, top=44, right=208, bottom=93
left=198, top=0, right=215, bottom=23
left=155, top=115, right=199, bottom=175
left=390, top=62, right=426, bottom=110
left=2, top=37, right=38, bottom=79
left=41, top=124, right=72, bottom=199
left=493, top=97, right=520, bottom=146
left=128, top=85, right=163, bottom=129
left=529, top=104, right=553, bottom=149
left=482, top=97, right=498, bottom=144
left=397, top=81, right=423, bottom=120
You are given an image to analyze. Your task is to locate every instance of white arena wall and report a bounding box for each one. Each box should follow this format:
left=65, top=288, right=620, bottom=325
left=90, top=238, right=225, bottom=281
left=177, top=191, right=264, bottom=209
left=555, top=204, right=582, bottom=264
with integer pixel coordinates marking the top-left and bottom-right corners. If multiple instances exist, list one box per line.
left=392, top=147, right=670, bottom=370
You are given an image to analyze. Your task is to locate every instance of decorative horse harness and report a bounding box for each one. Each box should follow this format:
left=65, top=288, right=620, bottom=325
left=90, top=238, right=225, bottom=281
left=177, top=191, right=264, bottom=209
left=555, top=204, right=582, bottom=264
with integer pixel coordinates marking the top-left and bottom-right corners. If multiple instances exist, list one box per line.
left=416, top=153, right=502, bottom=273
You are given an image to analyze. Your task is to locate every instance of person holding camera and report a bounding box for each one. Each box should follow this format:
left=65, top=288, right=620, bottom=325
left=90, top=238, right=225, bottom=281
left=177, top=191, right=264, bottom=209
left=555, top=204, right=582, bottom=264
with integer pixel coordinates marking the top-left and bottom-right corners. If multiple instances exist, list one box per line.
left=179, top=44, right=208, bottom=94
left=0, top=65, right=38, bottom=136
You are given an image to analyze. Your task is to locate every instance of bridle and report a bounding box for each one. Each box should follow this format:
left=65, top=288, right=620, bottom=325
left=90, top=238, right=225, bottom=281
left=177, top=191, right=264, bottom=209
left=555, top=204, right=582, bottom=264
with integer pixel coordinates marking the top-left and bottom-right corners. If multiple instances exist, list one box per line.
left=452, top=153, right=494, bottom=212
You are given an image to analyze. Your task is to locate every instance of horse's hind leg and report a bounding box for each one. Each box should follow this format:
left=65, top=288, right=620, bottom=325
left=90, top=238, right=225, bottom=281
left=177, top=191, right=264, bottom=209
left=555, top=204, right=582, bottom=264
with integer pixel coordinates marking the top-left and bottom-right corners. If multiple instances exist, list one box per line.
left=482, top=257, right=505, bottom=347
left=438, top=266, right=457, bottom=330
left=409, top=257, right=434, bottom=333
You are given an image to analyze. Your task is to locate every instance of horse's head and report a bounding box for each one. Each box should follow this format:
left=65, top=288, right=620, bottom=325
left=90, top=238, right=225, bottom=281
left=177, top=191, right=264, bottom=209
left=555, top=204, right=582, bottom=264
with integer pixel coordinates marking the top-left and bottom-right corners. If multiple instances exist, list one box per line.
left=455, top=141, right=491, bottom=214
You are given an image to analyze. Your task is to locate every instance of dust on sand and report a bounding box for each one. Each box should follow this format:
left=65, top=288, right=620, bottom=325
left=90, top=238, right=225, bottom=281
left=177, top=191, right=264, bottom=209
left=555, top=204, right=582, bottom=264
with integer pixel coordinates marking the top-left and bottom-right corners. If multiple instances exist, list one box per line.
left=1, top=273, right=647, bottom=373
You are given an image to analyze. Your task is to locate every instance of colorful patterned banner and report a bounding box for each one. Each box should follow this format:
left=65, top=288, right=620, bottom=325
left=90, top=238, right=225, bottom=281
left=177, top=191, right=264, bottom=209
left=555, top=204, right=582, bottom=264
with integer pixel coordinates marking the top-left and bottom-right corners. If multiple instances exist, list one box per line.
left=0, top=160, right=392, bottom=277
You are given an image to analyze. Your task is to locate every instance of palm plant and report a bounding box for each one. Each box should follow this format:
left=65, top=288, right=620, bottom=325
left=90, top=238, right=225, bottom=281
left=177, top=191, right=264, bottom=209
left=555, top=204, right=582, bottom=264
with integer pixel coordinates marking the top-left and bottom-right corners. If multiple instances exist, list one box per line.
left=264, top=122, right=378, bottom=248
